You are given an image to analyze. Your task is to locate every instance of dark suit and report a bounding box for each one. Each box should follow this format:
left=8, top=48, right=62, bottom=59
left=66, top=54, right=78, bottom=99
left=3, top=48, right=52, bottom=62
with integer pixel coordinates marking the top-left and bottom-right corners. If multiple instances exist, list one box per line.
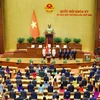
left=5, top=79, right=11, bottom=85
left=64, top=91, right=70, bottom=99
left=84, top=90, right=90, bottom=98
left=28, top=83, right=34, bottom=92
left=49, top=64, right=54, bottom=70
left=61, top=68, right=66, bottom=74
left=68, top=84, right=74, bottom=92
left=0, top=70, right=5, bottom=78
left=74, top=91, right=81, bottom=99
left=77, top=75, right=82, bottom=83
left=89, top=70, right=95, bottom=78
left=92, top=67, right=97, bottom=72
left=58, top=50, right=63, bottom=59
left=72, top=50, right=77, bottom=59
left=20, top=90, right=27, bottom=99
left=48, top=85, right=53, bottom=92
left=61, top=76, right=66, bottom=82
left=25, top=72, right=30, bottom=79
left=69, top=75, right=74, bottom=82
left=8, top=84, right=13, bottom=91
left=87, top=84, right=93, bottom=91
left=31, top=91, right=37, bottom=99
left=29, top=65, right=34, bottom=73
left=97, top=70, right=100, bottom=74
left=95, top=74, right=100, bottom=82
left=9, top=91, right=16, bottom=99
left=44, top=76, right=49, bottom=82
left=16, top=79, right=22, bottom=86
left=32, top=80, right=37, bottom=87
left=65, top=71, right=70, bottom=77
left=90, top=97, right=96, bottom=100
left=82, top=79, right=87, bottom=86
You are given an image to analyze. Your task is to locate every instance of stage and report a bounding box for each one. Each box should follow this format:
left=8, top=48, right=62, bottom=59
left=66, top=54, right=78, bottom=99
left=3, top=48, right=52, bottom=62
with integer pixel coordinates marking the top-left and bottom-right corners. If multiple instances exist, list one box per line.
left=0, top=58, right=96, bottom=69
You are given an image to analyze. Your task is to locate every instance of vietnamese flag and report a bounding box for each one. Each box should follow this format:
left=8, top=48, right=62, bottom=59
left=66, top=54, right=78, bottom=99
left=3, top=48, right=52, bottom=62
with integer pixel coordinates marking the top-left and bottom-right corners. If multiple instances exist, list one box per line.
left=46, top=38, right=48, bottom=54
left=30, top=10, right=40, bottom=39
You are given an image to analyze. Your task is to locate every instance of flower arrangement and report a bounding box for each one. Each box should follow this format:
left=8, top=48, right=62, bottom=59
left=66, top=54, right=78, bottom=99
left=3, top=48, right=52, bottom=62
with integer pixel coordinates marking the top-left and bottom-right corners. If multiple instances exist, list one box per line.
left=6, top=57, right=10, bottom=62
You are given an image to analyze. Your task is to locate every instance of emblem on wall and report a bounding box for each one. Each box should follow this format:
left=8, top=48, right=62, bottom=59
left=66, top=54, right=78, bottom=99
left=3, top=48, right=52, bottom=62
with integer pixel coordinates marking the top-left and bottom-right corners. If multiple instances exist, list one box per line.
left=45, top=3, right=54, bottom=12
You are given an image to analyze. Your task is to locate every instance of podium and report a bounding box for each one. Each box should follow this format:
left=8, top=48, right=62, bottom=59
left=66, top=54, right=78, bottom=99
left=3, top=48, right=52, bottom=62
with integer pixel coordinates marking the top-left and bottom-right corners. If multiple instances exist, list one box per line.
left=45, top=34, right=53, bottom=47
left=46, top=56, right=51, bottom=63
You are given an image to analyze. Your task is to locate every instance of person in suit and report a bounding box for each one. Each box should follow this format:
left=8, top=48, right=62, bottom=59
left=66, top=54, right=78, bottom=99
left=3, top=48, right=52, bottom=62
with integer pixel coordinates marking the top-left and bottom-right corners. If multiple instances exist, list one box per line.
left=44, top=74, right=49, bottom=82
left=65, top=70, right=70, bottom=77
left=20, top=88, right=27, bottom=100
left=52, top=91, right=59, bottom=100
left=49, top=63, right=55, bottom=70
left=67, top=83, right=74, bottom=92
left=7, top=83, right=13, bottom=91
left=89, top=70, right=95, bottom=78
left=17, top=70, right=22, bottom=77
left=82, top=78, right=87, bottom=86
left=90, top=95, right=96, bottom=100
left=95, top=73, right=100, bottom=82
left=15, top=95, right=23, bottom=100
left=25, top=70, right=30, bottom=79
left=77, top=74, right=82, bottom=83
left=64, top=89, right=70, bottom=99
left=69, top=74, right=74, bottom=82
left=29, top=63, right=34, bottom=73
left=48, top=82, right=53, bottom=92
left=87, top=82, right=93, bottom=92
left=97, top=68, right=100, bottom=74
left=5, top=77, right=11, bottom=85
left=69, top=49, right=73, bottom=60
left=65, top=49, right=70, bottom=59
left=32, top=79, right=37, bottom=87
left=61, top=67, right=66, bottom=74
left=72, top=48, right=77, bottom=59
left=27, top=81, right=34, bottom=92
left=63, top=49, right=67, bottom=59
left=58, top=49, right=63, bottom=59
left=91, top=65, right=97, bottom=72
left=74, top=88, right=81, bottom=100
left=31, top=89, right=37, bottom=100
left=9, top=88, right=16, bottom=99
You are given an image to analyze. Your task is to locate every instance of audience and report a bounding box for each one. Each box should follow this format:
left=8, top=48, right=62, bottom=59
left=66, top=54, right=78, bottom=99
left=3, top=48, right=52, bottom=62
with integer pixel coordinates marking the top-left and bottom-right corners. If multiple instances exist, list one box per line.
left=38, top=83, right=44, bottom=93
left=59, top=83, right=65, bottom=93
left=28, top=81, right=34, bottom=92
left=74, top=88, right=81, bottom=100
left=20, top=88, right=27, bottom=100
left=48, top=82, right=53, bottom=92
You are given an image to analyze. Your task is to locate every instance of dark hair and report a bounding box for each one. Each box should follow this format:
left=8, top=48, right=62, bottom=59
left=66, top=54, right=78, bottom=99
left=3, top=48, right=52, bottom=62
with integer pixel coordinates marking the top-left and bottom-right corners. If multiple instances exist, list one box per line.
left=54, top=78, right=57, bottom=82
left=40, top=83, right=42, bottom=87
left=60, top=84, right=64, bottom=89
left=43, top=97, right=46, bottom=100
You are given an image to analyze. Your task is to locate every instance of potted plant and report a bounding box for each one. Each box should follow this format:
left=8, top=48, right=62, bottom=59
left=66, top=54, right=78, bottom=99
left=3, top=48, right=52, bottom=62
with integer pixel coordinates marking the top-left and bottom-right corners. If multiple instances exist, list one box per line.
left=29, top=59, right=34, bottom=63
left=54, top=37, right=62, bottom=44
left=6, top=57, right=10, bottom=62
left=64, top=37, right=71, bottom=44
left=41, top=59, right=46, bottom=64
left=73, top=38, right=81, bottom=44
left=36, top=37, right=45, bottom=44
left=63, top=59, right=67, bottom=63
left=51, top=59, right=56, bottom=64
left=27, top=37, right=34, bottom=43
left=17, top=37, right=25, bottom=44
left=17, top=59, right=22, bottom=63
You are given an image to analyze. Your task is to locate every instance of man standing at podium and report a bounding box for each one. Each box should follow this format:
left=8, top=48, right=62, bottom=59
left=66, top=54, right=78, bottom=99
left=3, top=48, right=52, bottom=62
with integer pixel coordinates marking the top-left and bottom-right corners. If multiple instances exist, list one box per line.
left=45, top=24, right=54, bottom=34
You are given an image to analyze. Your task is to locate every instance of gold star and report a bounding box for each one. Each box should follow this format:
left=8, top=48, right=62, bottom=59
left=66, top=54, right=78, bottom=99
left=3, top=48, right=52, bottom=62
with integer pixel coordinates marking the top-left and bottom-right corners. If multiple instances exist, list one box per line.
left=31, top=21, right=37, bottom=29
